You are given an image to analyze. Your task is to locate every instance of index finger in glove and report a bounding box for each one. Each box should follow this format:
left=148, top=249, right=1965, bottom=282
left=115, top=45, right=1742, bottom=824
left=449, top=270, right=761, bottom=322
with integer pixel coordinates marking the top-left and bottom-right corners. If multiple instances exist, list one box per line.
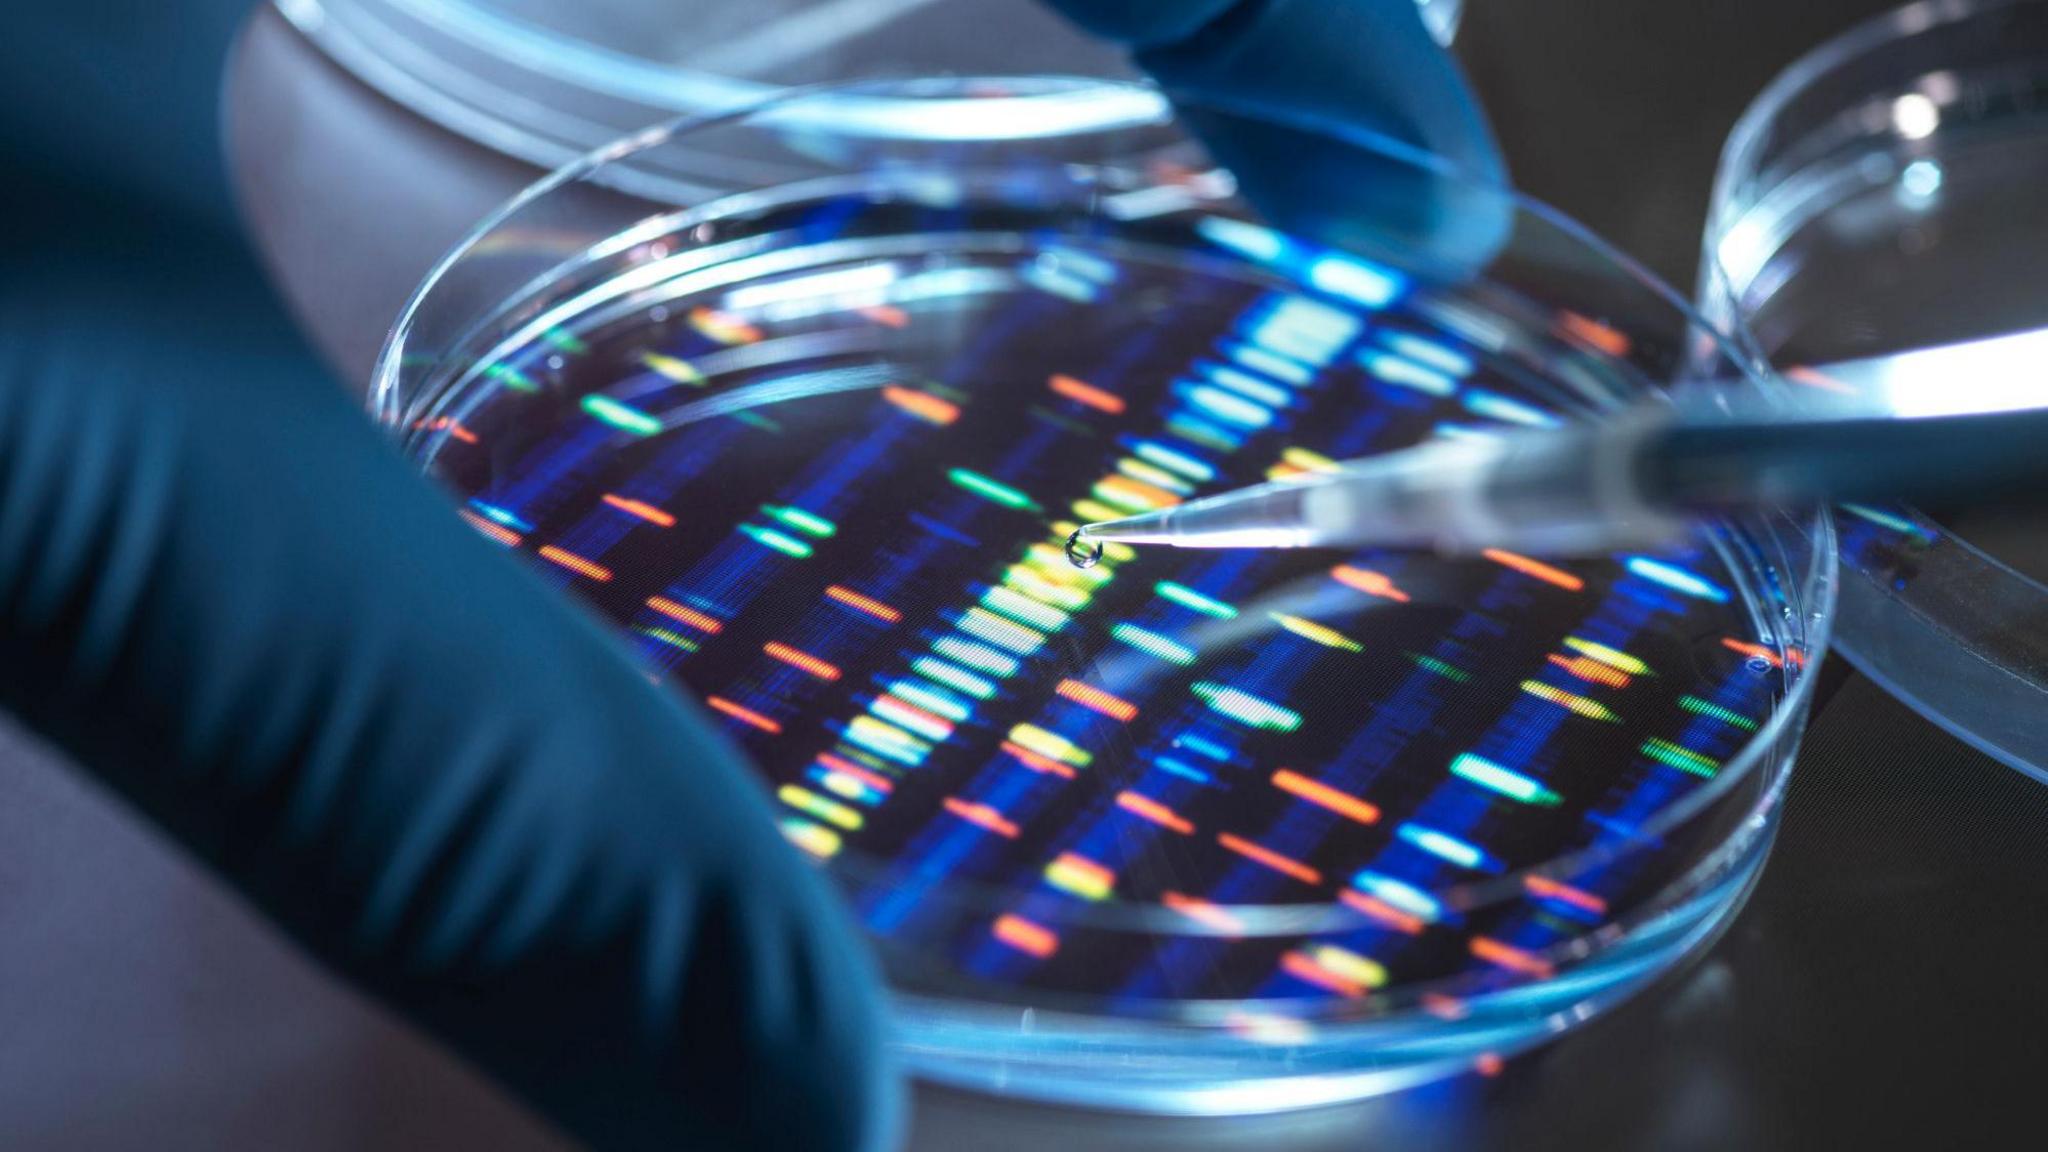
left=1044, top=0, right=1513, bottom=279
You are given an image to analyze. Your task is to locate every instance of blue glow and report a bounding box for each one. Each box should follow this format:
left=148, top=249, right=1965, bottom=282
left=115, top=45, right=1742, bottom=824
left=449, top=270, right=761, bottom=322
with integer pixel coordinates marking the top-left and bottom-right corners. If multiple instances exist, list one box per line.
left=1396, top=823, right=1496, bottom=871
left=1463, top=389, right=1560, bottom=428
left=1197, top=216, right=1291, bottom=263
left=1184, top=384, right=1275, bottom=429
left=1306, top=253, right=1406, bottom=309
left=843, top=718, right=929, bottom=767
left=1167, top=413, right=1247, bottom=452
left=1225, top=342, right=1314, bottom=384
left=1381, top=331, right=1474, bottom=377
left=932, top=637, right=1022, bottom=678
left=912, top=657, right=999, bottom=701
left=1205, top=365, right=1294, bottom=408
left=1177, top=734, right=1233, bottom=762
left=1156, top=756, right=1212, bottom=783
left=1249, top=297, right=1359, bottom=364
left=1624, top=556, right=1731, bottom=603
left=885, top=679, right=974, bottom=724
left=1248, top=326, right=1335, bottom=366
left=468, top=500, right=534, bottom=533
left=1361, top=351, right=1457, bottom=396
left=1352, top=870, right=1444, bottom=923
left=1132, top=440, right=1216, bottom=482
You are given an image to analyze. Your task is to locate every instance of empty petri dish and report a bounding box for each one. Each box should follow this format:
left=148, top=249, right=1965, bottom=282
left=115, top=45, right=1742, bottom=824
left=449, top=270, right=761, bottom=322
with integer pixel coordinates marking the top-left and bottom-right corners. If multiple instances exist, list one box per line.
left=1702, top=0, right=2048, bottom=780
left=378, top=78, right=1833, bottom=1113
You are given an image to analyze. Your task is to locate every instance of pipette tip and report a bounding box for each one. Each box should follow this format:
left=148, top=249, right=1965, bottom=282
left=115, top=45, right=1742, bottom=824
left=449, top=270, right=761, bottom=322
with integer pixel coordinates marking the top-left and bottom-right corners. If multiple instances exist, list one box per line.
left=1074, top=507, right=1184, bottom=548
left=1064, top=529, right=1105, bottom=569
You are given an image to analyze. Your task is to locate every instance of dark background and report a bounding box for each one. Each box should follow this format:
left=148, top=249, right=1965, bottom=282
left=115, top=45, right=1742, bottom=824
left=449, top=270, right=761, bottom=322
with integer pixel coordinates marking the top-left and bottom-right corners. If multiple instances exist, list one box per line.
left=1, top=2, right=2043, bottom=1149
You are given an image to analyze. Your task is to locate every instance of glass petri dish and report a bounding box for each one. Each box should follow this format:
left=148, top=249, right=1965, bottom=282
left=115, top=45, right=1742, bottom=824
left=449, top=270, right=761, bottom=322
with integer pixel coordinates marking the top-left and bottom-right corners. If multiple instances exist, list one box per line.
left=277, top=0, right=1461, bottom=174
left=1702, top=0, right=2048, bottom=781
left=376, top=77, right=1832, bottom=1113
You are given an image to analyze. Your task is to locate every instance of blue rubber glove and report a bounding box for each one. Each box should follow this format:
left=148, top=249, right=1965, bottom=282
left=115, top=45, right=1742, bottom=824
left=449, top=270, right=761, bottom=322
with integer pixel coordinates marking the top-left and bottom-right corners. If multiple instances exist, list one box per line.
left=1, top=5, right=893, bottom=1151
left=0, top=3, right=1498, bottom=1151
left=1044, top=0, right=1509, bottom=275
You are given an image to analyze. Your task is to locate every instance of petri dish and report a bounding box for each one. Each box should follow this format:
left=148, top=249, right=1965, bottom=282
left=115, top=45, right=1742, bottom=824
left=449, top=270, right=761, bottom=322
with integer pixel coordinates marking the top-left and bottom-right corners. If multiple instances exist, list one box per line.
left=279, top=0, right=1463, bottom=173
left=377, top=77, right=1833, bottom=1113
left=1702, top=0, right=2048, bottom=781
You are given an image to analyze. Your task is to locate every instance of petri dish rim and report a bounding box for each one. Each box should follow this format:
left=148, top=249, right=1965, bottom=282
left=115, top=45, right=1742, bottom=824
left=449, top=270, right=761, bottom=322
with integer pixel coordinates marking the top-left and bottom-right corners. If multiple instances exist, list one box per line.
left=1717, top=0, right=2020, bottom=198
left=376, top=76, right=1838, bottom=954
left=278, top=0, right=1465, bottom=171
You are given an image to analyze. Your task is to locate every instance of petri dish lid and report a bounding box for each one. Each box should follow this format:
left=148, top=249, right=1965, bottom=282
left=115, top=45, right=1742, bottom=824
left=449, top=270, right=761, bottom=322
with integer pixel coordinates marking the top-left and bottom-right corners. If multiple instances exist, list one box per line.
left=275, top=0, right=1462, bottom=171
left=1703, top=0, right=2048, bottom=780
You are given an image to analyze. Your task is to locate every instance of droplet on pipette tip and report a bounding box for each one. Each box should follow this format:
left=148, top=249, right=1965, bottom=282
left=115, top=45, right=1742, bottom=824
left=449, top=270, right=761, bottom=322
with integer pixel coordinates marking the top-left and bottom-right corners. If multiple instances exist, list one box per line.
left=1066, top=529, right=1104, bottom=569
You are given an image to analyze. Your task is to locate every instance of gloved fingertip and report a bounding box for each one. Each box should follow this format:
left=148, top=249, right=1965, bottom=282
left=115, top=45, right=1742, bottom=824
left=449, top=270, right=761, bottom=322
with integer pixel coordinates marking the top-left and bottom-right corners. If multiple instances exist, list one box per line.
left=1135, top=0, right=1505, bottom=177
left=1180, top=104, right=1517, bottom=282
left=1124, top=0, right=1513, bottom=278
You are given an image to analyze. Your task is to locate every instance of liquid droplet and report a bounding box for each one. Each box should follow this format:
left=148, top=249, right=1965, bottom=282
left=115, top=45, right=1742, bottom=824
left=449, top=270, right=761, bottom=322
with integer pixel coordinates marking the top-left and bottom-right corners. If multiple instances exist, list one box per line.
left=1066, top=529, right=1104, bottom=569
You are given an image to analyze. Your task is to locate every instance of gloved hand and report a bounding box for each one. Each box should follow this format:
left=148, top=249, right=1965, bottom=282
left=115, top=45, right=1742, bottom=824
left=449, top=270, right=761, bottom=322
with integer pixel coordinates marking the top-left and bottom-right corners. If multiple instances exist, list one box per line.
left=3, top=5, right=892, bottom=1151
left=2, top=4, right=897, bottom=1139
left=0, top=3, right=1495, bottom=1152
left=1044, top=0, right=1508, bottom=276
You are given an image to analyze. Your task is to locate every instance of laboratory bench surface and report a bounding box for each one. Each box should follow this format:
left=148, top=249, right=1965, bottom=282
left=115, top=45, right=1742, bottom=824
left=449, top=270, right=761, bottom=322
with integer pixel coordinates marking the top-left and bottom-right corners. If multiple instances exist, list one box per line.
left=4, top=1, right=2044, bottom=1148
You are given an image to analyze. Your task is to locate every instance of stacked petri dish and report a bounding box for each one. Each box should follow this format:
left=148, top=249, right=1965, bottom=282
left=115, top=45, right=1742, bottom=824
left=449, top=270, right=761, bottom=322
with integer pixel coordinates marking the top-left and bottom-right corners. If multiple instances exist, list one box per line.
left=1703, top=0, right=2048, bottom=780
left=280, top=0, right=1461, bottom=170
left=378, top=78, right=1832, bottom=1113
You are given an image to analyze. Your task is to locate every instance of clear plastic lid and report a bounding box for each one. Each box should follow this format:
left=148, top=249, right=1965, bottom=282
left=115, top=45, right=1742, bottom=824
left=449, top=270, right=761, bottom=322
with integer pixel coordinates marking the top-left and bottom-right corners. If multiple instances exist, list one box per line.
left=1703, top=0, right=2048, bottom=780
left=279, top=0, right=1461, bottom=170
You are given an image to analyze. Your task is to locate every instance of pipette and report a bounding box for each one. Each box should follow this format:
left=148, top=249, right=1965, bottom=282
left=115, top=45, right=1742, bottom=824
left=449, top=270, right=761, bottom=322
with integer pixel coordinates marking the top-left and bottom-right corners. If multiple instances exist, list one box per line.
left=1077, top=329, right=2048, bottom=559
